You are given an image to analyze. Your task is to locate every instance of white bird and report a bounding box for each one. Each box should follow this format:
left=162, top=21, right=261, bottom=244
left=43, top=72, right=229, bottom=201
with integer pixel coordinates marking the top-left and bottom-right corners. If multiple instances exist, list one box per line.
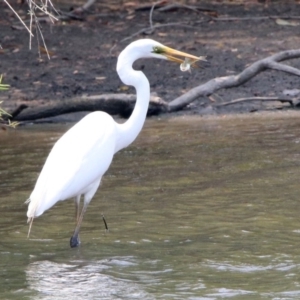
left=26, top=39, right=202, bottom=247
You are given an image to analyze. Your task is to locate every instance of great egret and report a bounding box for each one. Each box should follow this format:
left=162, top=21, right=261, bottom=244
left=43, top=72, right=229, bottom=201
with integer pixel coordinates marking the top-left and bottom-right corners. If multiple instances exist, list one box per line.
left=26, top=39, right=203, bottom=247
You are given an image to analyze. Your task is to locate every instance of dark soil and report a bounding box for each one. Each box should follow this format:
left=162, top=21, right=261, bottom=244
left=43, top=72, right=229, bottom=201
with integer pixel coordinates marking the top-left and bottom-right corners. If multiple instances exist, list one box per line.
left=1, top=1, right=300, bottom=121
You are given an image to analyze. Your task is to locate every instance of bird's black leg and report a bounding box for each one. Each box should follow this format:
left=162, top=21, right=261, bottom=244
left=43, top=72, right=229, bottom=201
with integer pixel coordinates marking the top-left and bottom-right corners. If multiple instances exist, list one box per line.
left=70, top=233, right=80, bottom=248
left=70, top=201, right=88, bottom=248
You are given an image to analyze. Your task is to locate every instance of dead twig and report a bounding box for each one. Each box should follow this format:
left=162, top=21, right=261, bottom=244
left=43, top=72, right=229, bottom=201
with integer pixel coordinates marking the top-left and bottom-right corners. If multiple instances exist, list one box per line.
left=4, top=0, right=58, bottom=57
left=3, top=0, right=34, bottom=37
left=135, top=0, right=165, bottom=36
left=211, top=16, right=300, bottom=22
left=216, top=97, right=294, bottom=107
left=119, top=22, right=197, bottom=44
left=149, top=1, right=165, bottom=33
left=168, top=49, right=300, bottom=112
left=110, top=0, right=204, bottom=53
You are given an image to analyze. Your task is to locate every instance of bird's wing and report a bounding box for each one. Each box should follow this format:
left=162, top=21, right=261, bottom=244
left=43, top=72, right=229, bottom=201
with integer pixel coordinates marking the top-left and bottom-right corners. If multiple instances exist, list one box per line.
left=29, top=112, right=117, bottom=216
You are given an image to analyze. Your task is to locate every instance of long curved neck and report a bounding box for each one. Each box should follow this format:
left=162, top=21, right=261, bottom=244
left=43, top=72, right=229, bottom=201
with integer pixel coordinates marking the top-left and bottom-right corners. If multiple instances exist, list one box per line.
left=114, top=46, right=150, bottom=153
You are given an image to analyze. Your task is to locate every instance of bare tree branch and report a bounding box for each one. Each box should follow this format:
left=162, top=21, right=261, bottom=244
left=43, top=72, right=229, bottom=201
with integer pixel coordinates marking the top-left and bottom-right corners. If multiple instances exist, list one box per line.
left=267, top=61, right=300, bottom=76
left=168, top=49, right=300, bottom=112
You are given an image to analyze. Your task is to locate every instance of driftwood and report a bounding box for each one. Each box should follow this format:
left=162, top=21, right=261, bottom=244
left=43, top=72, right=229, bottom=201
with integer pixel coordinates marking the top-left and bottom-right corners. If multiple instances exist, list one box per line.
left=12, top=94, right=167, bottom=121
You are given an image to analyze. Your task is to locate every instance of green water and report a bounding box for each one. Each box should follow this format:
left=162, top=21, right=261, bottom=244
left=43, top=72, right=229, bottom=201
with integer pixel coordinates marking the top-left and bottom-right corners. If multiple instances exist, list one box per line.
left=1, top=112, right=300, bottom=299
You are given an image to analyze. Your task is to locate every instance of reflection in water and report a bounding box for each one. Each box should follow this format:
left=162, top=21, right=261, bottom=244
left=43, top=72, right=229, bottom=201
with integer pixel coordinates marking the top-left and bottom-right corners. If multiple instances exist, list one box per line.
left=26, top=258, right=154, bottom=300
left=23, top=255, right=300, bottom=299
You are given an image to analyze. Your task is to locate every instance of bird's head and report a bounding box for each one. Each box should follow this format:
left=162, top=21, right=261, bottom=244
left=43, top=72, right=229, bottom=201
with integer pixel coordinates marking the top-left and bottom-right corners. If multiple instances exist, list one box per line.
left=119, top=39, right=205, bottom=71
left=150, top=40, right=205, bottom=69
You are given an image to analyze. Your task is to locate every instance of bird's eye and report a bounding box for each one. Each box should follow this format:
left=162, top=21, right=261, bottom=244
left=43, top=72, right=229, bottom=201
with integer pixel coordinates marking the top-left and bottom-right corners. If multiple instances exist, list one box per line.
left=152, top=46, right=164, bottom=54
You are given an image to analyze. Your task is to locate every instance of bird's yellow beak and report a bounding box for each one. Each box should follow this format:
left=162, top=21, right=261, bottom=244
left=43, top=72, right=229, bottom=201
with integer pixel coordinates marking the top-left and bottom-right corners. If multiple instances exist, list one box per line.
left=162, top=46, right=206, bottom=67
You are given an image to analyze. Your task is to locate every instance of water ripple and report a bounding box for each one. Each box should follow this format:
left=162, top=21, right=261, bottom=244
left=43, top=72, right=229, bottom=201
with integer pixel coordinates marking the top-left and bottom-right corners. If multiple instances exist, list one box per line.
left=26, top=259, right=155, bottom=300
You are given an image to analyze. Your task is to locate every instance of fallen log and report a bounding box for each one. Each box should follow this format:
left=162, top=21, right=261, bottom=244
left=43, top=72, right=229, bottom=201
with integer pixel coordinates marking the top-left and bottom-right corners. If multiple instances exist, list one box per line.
left=11, top=94, right=168, bottom=122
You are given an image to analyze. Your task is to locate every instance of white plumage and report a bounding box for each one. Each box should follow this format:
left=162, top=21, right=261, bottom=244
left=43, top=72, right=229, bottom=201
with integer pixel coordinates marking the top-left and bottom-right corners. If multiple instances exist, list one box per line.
left=28, top=112, right=116, bottom=217
left=26, top=39, right=201, bottom=247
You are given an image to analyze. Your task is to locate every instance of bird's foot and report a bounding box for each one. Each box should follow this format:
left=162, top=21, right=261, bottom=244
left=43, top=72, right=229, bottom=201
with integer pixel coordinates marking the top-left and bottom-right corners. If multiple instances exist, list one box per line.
left=70, top=234, right=80, bottom=248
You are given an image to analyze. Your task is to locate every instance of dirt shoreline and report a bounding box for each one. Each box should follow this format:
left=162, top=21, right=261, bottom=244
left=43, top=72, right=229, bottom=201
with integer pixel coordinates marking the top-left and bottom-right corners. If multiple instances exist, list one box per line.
left=1, top=1, right=300, bottom=122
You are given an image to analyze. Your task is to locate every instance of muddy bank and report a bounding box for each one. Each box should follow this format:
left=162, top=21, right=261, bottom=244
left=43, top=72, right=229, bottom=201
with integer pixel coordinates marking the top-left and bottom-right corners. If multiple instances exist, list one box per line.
left=1, top=1, right=300, bottom=122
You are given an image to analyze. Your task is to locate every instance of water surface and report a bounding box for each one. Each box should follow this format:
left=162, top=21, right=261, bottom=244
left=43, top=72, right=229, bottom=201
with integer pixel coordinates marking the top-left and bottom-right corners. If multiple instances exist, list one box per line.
left=1, top=112, right=300, bottom=299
